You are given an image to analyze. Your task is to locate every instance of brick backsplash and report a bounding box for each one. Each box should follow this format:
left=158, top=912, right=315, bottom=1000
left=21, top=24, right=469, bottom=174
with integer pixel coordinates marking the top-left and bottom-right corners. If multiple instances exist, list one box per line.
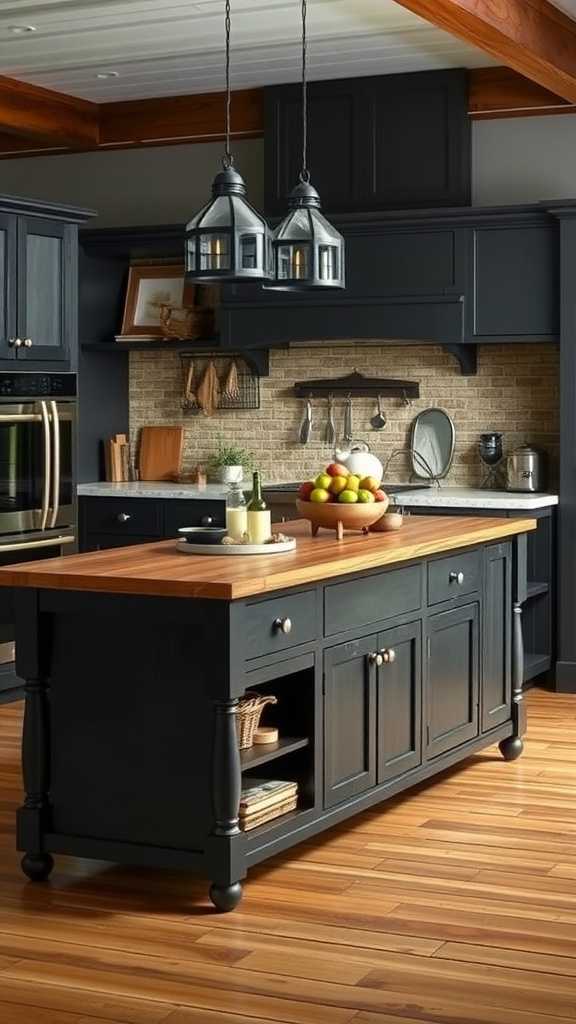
left=129, top=342, right=559, bottom=486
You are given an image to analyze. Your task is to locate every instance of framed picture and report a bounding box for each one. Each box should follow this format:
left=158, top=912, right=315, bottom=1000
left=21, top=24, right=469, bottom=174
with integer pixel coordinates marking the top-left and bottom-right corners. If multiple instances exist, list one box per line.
left=120, top=264, right=194, bottom=337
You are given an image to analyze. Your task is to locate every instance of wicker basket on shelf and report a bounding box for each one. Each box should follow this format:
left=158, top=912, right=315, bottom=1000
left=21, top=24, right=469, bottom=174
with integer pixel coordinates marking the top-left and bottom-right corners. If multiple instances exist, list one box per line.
left=235, top=692, right=278, bottom=750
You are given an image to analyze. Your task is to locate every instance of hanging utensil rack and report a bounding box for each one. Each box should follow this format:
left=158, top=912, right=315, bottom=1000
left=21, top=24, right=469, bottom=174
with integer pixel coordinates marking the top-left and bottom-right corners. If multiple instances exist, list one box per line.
left=292, top=371, right=420, bottom=399
left=180, top=354, right=261, bottom=412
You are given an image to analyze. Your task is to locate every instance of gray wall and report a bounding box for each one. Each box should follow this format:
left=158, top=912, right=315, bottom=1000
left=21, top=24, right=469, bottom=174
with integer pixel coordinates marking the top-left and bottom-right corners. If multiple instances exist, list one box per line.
left=0, top=138, right=264, bottom=227
left=0, top=114, right=575, bottom=223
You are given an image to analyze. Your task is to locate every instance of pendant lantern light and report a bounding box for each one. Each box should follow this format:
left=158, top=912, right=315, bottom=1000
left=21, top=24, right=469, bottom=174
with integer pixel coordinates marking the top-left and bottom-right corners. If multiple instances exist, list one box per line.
left=185, top=0, right=272, bottom=284
left=266, top=0, right=345, bottom=291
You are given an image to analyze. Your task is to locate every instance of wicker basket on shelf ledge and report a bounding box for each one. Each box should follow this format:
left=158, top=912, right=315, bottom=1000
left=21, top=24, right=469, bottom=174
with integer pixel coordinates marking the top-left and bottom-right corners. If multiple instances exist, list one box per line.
left=159, top=303, right=214, bottom=341
left=235, top=692, right=278, bottom=750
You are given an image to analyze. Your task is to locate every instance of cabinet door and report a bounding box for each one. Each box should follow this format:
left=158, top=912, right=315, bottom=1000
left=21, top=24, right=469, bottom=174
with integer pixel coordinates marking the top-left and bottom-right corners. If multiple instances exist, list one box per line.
left=483, top=543, right=512, bottom=731
left=0, top=214, right=17, bottom=360
left=17, top=217, right=74, bottom=362
left=426, top=603, right=479, bottom=758
left=377, top=620, right=422, bottom=784
left=471, top=224, right=558, bottom=339
left=324, top=635, right=377, bottom=809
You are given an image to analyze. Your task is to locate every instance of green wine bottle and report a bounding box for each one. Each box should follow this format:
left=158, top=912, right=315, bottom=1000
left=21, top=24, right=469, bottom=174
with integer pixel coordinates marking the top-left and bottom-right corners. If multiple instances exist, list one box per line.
left=247, top=471, right=271, bottom=543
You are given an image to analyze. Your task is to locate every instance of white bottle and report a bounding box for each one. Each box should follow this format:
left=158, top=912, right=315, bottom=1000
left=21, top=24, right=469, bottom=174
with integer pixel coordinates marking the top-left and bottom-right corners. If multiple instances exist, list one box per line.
left=226, top=482, right=248, bottom=541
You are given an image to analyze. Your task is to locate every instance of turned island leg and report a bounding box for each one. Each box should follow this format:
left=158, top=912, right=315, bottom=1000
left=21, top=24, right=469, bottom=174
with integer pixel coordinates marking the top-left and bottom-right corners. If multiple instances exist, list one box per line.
left=209, top=697, right=243, bottom=911
left=500, top=601, right=526, bottom=762
left=18, top=676, right=54, bottom=881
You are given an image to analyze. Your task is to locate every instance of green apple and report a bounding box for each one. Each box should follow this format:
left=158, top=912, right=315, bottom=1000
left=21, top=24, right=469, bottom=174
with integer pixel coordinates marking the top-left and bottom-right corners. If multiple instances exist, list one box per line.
left=357, top=489, right=376, bottom=503
left=346, top=475, right=360, bottom=492
left=338, top=489, right=359, bottom=504
left=315, top=473, right=332, bottom=491
left=310, top=487, right=331, bottom=503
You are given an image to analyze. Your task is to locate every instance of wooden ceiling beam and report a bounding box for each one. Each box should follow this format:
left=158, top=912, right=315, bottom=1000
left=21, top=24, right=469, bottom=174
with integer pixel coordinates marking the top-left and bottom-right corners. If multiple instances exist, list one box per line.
left=0, top=66, right=573, bottom=159
left=469, top=67, right=574, bottom=119
left=99, top=88, right=263, bottom=147
left=392, top=0, right=576, bottom=104
left=0, top=75, right=99, bottom=148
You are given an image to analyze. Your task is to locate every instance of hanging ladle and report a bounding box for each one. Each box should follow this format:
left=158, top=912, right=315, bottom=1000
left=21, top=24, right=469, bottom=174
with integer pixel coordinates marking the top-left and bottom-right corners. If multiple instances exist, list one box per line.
left=370, top=395, right=387, bottom=430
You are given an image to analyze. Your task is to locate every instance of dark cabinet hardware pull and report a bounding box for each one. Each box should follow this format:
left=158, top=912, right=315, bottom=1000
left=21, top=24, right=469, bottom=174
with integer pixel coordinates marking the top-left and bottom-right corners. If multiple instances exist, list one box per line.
left=273, top=616, right=292, bottom=635
left=368, top=651, right=383, bottom=667
left=9, top=337, right=22, bottom=348
left=116, top=512, right=131, bottom=523
left=449, top=570, right=465, bottom=585
left=23, top=338, right=33, bottom=348
left=201, top=515, right=214, bottom=526
left=380, top=648, right=396, bottom=664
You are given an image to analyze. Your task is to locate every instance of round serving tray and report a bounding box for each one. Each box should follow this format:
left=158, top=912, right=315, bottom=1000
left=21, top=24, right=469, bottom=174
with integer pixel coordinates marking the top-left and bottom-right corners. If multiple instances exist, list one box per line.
left=176, top=537, right=297, bottom=556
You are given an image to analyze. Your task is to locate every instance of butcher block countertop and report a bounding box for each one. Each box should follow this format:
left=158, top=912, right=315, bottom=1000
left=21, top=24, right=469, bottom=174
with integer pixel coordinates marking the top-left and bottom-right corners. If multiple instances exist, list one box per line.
left=0, top=516, right=535, bottom=601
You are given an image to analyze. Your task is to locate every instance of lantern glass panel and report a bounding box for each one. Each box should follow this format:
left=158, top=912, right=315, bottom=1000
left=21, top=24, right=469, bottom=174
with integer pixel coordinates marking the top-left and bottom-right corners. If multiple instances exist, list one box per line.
left=318, top=245, right=338, bottom=282
left=200, top=234, right=230, bottom=271
left=200, top=196, right=232, bottom=228
left=240, top=234, right=258, bottom=269
left=276, top=243, right=311, bottom=280
left=185, top=238, right=197, bottom=273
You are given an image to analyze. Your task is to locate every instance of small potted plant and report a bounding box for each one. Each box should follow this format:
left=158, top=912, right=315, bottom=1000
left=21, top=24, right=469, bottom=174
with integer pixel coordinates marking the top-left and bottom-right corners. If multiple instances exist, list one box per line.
left=208, top=439, right=254, bottom=484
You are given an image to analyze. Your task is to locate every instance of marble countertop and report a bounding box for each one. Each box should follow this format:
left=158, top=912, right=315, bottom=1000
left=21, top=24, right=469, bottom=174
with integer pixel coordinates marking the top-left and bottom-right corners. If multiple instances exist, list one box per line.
left=390, top=487, right=558, bottom=511
left=77, top=481, right=232, bottom=500
left=77, top=481, right=559, bottom=511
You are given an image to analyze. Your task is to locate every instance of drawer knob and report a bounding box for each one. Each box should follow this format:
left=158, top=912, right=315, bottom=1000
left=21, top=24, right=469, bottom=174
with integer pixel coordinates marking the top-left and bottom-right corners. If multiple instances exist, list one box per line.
left=273, top=616, right=292, bottom=635
left=201, top=515, right=214, bottom=526
left=23, top=337, right=33, bottom=348
left=369, top=652, right=384, bottom=667
left=449, top=571, right=465, bottom=585
left=9, top=337, right=22, bottom=348
left=380, top=648, right=396, bottom=664
left=116, top=512, right=131, bottom=523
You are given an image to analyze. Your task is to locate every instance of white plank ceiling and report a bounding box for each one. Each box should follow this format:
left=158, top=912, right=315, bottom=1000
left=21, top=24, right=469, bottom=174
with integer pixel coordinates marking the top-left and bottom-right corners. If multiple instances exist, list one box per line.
left=0, top=0, right=495, bottom=102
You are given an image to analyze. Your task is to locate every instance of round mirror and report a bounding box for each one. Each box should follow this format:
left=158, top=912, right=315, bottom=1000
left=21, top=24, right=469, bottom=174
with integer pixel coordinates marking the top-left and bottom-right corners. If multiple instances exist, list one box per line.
left=410, top=408, right=455, bottom=480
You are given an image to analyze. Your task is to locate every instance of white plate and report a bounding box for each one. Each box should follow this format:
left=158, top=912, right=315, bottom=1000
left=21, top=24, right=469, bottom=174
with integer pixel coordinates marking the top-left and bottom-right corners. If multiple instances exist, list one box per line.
left=176, top=537, right=297, bottom=556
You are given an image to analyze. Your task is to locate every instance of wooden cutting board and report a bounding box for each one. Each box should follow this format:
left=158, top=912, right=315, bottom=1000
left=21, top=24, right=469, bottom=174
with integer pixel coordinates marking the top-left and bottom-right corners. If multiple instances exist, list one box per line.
left=138, top=426, right=184, bottom=481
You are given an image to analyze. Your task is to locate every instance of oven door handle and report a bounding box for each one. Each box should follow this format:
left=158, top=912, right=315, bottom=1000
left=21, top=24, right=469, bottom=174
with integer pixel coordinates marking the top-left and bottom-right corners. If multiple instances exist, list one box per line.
left=49, top=401, right=60, bottom=530
left=39, top=401, right=51, bottom=531
left=0, top=535, right=75, bottom=554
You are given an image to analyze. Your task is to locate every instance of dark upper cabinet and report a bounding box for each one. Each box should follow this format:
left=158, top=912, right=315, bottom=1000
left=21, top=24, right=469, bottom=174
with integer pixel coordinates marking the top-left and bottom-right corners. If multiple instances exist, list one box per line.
left=324, top=634, right=377, bottom=809
left=17, top=217, right=77, bottom=363
left=265, top=70, right=470, bottom=216
left=377, top=620, right=422, bottom=784
left=482, top=543, right=512, bottom=732
left=0, top=214, right=17, bottom=360
left=426, top=602, right=480, bottom=758
left=0, top=196, right=93, bottom=367
left=470, top=223, right=558, bottom=340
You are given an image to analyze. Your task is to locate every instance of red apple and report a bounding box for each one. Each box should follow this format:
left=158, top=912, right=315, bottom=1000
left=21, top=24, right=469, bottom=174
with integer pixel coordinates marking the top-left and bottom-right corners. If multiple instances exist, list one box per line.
left=326, top=463, right=349, bottom=478
left=374, top=489, right=387, bottom=502
left=298, top=481, right=315, bottom=501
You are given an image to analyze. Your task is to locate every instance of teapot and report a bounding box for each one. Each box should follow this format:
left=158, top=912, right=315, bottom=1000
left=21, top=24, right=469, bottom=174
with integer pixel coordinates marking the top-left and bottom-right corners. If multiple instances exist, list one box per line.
left=334, top=440, right=383, bottom=483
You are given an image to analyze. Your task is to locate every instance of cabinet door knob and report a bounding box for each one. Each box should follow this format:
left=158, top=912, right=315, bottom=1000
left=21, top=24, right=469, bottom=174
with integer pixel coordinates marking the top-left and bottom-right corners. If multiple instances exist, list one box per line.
left=9, top=337, right=22, bottom=348
left=116, top=512, right=131, bottom=523
left=449, top=570, right=465, bottom=585
left=380, top=648, right=396, bottom=664
left=273, top=616, right=292, bottom=635
left=201, top=515, right=214, bottom=526
left=369, top=652, right=383, bottom=667
left=23, top=337, right=32, bottom=348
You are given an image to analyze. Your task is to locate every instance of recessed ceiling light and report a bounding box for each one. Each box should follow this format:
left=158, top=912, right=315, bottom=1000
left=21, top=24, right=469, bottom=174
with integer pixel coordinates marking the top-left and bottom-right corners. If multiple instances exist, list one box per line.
left=9, top=25, right=37, bottom=34
left=96, top=71, right=119, bottom=79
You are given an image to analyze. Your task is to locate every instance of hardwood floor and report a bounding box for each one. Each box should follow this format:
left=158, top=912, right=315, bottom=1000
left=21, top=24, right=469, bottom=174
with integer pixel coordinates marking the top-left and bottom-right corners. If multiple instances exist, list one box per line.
left=0, top=688, right=574, bottom=1024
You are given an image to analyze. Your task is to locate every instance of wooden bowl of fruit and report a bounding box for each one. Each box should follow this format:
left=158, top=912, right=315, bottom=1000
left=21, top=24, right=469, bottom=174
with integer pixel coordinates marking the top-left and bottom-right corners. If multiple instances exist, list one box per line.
left=297, top=464, right=389, bottom=539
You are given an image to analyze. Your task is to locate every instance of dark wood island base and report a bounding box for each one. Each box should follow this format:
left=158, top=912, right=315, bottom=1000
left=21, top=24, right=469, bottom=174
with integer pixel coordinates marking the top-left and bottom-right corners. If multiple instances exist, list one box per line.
left=0, top=517, right=534, bottom=911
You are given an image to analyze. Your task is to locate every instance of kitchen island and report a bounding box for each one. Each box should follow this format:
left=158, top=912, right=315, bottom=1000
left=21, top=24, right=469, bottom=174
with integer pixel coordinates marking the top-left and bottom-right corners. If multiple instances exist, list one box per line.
left=0, top=515, right=534, bottom=911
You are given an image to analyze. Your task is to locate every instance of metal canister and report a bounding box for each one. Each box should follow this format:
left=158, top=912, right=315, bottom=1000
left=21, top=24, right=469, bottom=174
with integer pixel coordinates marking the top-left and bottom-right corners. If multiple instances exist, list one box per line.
left=505, top=445, right=545, bottom=493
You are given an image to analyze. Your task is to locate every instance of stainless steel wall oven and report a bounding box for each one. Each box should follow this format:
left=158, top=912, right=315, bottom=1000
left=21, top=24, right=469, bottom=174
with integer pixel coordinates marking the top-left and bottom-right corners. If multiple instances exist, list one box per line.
left=0, top=373, right=77, bottom=691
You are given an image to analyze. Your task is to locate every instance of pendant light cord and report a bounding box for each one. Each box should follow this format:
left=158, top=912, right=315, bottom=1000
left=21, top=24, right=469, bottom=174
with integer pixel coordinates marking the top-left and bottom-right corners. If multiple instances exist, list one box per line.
left=300, top=0, right=310, bottom=183
left=224, top=0, right=233, bottom=167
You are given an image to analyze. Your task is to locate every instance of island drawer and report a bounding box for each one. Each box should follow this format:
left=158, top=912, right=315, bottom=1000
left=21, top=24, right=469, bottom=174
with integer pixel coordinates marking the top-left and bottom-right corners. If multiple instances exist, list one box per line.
left=427, top=548, right=482, bottom=605
left=324, top=564, right=422, bottom=637
left=82, top=498, right=162, bottom=538
left=244, top=590, right=317, bottom=660
left=164, top=500, right=225, bottom=536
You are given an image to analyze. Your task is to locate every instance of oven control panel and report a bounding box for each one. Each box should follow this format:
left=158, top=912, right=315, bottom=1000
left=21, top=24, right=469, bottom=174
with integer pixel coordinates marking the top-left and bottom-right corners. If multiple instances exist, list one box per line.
left=0, top=373, right=77, bottom=398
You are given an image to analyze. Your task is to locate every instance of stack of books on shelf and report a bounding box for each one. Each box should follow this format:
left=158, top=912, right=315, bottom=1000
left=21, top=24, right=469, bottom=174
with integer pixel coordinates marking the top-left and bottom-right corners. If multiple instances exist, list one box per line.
left=239, top=778, right=298, bottom=832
